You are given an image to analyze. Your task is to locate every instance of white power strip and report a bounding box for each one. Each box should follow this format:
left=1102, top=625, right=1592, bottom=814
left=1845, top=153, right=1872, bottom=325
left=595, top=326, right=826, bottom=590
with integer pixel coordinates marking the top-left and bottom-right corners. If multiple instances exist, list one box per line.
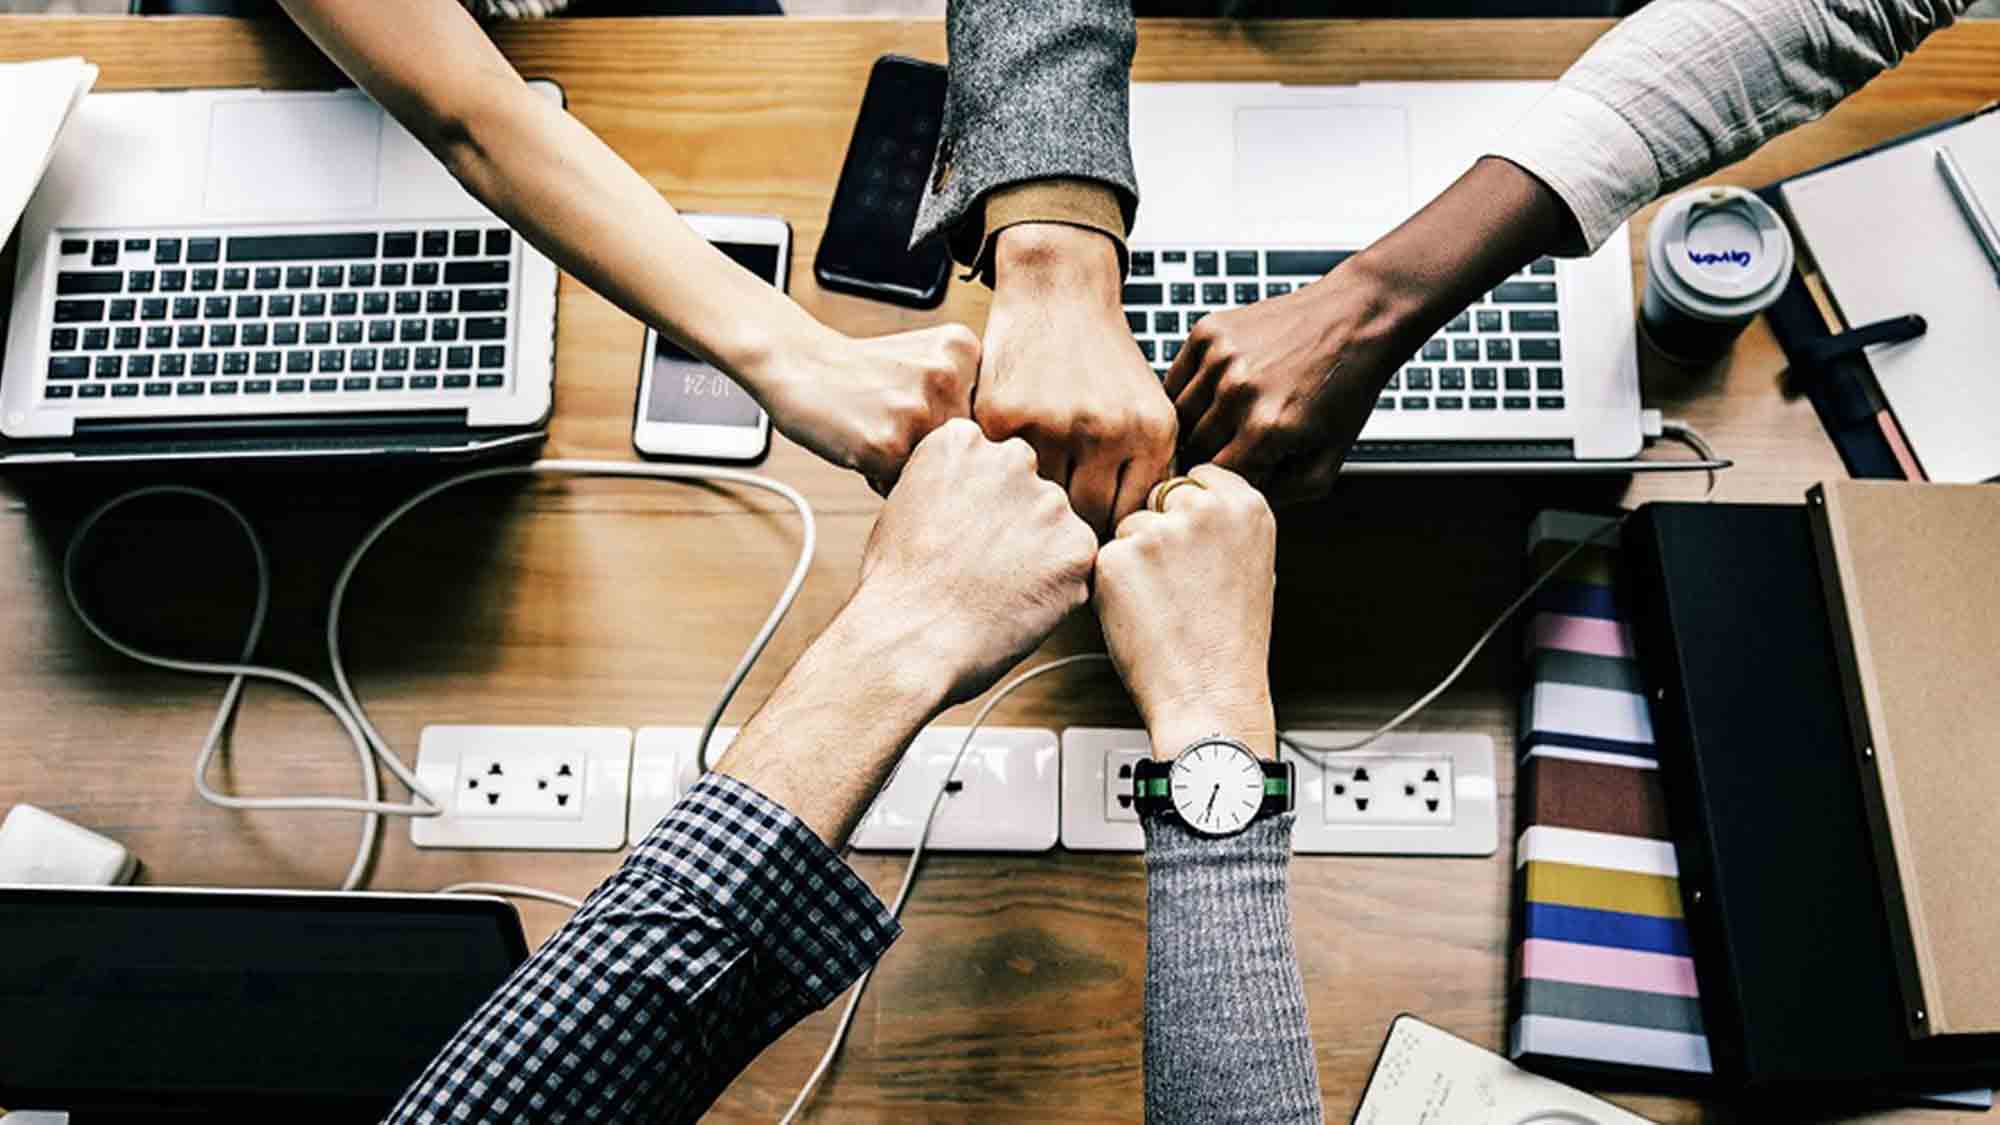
left=410, top=723, right=1494, bottom=857
left=848, top=726, right=1060, bottom=853
left=627, top=725, right=739, bottom=846
left=1060, top=728, right=1498, bottom=856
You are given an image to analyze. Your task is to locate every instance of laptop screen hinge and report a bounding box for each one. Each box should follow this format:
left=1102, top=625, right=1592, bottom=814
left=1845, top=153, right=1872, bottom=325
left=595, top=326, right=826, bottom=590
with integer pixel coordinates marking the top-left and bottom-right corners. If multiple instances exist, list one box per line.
left=1347, top=439, right=1575, bottom=462
left=74, top=410, right=468, bottom=439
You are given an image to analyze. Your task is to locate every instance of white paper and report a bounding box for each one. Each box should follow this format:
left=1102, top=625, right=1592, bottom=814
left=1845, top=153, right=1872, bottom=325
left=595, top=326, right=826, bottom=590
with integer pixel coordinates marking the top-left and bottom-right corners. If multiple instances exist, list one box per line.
left=0, top=57, right=98, bottom=247
left=1358, top=1016, right=1658, bottom=1124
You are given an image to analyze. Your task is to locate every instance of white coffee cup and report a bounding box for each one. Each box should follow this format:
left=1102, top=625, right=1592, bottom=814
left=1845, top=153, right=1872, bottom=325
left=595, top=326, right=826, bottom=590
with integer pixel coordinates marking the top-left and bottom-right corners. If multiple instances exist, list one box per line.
left=1641, top=186, right=1794, bottom=365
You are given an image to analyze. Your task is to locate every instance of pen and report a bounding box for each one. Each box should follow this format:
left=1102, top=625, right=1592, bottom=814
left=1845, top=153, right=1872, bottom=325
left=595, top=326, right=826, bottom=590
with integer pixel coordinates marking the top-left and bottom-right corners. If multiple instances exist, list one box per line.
left=1936, top=145, right=2000, bottom=288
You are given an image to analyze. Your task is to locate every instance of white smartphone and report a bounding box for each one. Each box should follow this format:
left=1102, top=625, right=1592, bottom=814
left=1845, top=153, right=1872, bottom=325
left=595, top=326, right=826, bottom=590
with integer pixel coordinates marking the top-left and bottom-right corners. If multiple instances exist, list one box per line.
left=633, top=213, right=788, bottom=464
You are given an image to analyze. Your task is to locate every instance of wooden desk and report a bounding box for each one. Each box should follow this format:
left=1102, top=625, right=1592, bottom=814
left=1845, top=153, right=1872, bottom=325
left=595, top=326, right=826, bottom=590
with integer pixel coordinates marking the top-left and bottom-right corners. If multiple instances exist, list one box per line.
left=1, top=15, right=1993, bottom=1122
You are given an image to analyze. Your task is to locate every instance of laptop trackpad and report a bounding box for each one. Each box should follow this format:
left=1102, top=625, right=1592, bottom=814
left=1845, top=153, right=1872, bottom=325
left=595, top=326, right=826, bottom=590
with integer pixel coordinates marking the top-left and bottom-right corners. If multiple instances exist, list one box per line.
left=1234, top=106, right=1410, bottom=231
left=204, top=96, right=381, bottom=216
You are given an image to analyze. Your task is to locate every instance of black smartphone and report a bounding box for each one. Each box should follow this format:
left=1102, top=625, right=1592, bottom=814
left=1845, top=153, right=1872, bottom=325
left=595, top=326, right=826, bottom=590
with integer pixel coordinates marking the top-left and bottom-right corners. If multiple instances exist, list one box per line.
left=814, top=55, right=952, bottom=309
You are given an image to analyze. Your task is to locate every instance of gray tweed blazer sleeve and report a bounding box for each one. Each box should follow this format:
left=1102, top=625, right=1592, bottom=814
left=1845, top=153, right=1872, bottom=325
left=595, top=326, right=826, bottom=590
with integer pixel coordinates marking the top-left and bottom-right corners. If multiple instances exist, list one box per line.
left=910, top=0, right=1140, bottom=264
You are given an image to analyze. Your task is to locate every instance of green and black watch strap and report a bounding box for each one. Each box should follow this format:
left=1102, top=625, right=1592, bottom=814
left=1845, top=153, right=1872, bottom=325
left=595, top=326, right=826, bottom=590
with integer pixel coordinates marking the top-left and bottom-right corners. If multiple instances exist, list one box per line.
left=1131, top=757, right=1294, bottom=822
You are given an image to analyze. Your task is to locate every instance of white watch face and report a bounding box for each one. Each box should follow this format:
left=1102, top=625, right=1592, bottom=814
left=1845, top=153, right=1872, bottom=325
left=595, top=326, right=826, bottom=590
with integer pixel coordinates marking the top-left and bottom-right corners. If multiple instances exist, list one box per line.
left=1169, top=741, right=1265, bottom=836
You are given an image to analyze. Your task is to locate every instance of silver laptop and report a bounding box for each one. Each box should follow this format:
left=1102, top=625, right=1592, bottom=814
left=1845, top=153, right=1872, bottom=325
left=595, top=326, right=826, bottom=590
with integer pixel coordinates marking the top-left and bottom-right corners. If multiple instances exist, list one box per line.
left=1128, top=81, right=1643, bottom=467
left=1, top=84, right=561, bottom=467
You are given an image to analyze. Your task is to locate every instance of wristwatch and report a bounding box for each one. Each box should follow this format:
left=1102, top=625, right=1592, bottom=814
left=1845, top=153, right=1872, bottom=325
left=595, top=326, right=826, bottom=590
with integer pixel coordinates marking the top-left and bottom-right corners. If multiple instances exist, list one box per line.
left=1132, top=736, right=1293, bottom=837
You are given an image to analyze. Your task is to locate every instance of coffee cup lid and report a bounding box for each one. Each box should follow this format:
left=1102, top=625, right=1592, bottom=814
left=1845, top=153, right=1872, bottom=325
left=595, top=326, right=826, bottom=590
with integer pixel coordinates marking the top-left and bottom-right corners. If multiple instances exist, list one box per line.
left=1647, top=186, right=1794, bottom=319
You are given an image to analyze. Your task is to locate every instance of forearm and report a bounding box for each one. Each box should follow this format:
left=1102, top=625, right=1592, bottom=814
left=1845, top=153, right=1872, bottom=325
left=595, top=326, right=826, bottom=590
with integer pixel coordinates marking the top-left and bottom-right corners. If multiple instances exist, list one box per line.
left=1493, top=0, right=1968, bottom=252
left=439, top=86, right=830, bottom=382
left=716, top=592, right=954, bottom=847
left=279, top=0, right=832, bottom=402
left=1143, top=814, right=1321, bottom=1125
left=1299, top=156, right=1575, bottom=401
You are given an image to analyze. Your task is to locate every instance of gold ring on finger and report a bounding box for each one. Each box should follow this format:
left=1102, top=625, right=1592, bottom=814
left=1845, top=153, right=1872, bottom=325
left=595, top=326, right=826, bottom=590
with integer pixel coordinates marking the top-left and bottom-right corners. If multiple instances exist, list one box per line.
left=1146, top=475, right=1208, bottom=514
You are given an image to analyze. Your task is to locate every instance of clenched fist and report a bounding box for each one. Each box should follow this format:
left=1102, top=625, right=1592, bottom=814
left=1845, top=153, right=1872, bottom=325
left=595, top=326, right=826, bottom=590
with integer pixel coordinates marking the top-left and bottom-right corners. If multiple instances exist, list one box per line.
left=762, top=323, right=981, bottom=492
left=849, top=418, right=1099, bottom=707
left=975, top=224, right=1178, bottom=538
left=1094, top=465, right=1278, bottom=758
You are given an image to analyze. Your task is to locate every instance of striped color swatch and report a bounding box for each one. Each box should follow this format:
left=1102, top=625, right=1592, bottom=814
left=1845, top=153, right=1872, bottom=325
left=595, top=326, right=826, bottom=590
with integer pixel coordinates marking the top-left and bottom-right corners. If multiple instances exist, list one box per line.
left=1508, top=511, right=1714, bottom=1079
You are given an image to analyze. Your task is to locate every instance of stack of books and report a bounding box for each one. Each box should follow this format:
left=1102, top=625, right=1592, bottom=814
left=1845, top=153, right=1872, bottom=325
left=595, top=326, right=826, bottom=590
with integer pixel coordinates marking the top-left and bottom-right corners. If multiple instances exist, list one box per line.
left=1508, top=495, right=2000, bottom=1111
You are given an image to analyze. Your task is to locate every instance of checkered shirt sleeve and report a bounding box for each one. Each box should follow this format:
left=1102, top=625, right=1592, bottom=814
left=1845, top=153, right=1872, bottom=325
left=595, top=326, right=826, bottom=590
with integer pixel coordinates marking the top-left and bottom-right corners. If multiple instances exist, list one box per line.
left=384, top=772, right=900, bottom=1124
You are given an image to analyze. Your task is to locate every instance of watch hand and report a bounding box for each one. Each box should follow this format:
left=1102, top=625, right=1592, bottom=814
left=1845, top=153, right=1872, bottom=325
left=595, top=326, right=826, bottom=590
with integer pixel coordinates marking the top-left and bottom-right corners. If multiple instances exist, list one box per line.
left=1204, top=785, right=1219, bottom=823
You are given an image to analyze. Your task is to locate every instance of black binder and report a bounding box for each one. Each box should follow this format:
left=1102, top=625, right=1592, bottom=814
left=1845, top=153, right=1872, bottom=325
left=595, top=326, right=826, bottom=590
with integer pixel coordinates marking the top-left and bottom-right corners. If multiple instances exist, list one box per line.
left=1622, top=502, right=2000, bottom=1097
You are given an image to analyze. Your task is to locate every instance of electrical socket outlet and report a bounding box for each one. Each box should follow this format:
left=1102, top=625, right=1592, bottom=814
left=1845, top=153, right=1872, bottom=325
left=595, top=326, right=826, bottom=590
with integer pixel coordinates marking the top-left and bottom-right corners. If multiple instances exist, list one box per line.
left=1060, top=728, right=1150, bottom=852
left=1321, top=756, right=1453, bottom=826
left=626, top=726, right=738, bottom=847
left=1104, top=749, right=1148, bottom=824
left=455, top=747, right=586, bottom=818
left=410, top=725, right=631, bottom=851
left=849, top=727, right=1059, bottom=853
left=1287, top=730, right=1497, bottom=856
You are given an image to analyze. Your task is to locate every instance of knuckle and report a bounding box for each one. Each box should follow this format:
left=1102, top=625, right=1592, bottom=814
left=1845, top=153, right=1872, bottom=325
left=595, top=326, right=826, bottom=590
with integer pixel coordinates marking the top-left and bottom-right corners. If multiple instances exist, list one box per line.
left=1245, top=405, right=1290, bottom=445
left=877, top=419, right=918, bottom=461
left=1066, top=409, right=1107, bottom=444
left=1097, top=539, right=1135, bottom=578
left=923, top=361, right=965, bottom=402
left=938, top=322, right=979, bottom=361
left=1064, top=518, right=1098, bottom=566
left=998, top=435, right=1038, bottom=472
left=1240, top=486, right=1275, bottom=525
left=1036, top=475, right=1071, bottom=511
left=932, top=415, right=979, bottom=449
left=1216, top=369, right=1256, bottom=405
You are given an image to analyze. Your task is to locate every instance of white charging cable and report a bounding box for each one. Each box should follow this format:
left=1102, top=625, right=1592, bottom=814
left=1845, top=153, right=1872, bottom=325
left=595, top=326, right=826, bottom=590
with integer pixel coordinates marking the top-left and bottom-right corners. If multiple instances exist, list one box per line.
left=64, top=425, right=1724, bottom=1113
left=1280, top=418, right=1719, bottom=763
left=438, top=881, right=585, bottom=912
left=778, top=651, right=1111, bottom=1125
left=62, top=459, right=815, bottom=891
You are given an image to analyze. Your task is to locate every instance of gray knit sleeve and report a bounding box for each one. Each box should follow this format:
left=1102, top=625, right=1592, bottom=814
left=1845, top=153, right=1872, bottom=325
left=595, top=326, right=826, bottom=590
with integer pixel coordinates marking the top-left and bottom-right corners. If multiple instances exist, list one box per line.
left=1141, top=812, right=1323, bottom=1125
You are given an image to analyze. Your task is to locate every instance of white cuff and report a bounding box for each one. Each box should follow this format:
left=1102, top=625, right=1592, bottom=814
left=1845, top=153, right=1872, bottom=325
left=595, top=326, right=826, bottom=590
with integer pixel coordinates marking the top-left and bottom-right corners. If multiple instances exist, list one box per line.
left=1487, top=84, right=1662, bottom=255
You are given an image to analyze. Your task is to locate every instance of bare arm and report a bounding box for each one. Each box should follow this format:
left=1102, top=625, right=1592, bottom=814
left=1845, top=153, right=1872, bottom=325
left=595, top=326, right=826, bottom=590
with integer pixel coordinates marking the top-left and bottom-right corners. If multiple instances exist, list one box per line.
left=386, top=421, right=1095, bottom=1125
left=279, top=0, right=978, bottom=485
left=1170, top=0, right=1966, bottom=503
left=720, top=419, right=1096, bottom=843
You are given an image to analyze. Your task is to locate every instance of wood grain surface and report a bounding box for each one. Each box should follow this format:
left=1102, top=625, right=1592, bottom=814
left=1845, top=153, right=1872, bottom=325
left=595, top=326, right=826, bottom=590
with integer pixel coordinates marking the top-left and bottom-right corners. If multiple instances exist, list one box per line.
left=2, top=15, right=1996, bottom=1123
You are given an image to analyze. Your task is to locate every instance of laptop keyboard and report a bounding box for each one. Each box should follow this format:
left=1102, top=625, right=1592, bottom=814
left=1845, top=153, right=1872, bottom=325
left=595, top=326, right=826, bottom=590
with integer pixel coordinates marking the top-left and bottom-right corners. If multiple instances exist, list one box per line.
left=43, top=227, right=518, bottom=407
left=1123, top=248, right=1566, bottom=415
